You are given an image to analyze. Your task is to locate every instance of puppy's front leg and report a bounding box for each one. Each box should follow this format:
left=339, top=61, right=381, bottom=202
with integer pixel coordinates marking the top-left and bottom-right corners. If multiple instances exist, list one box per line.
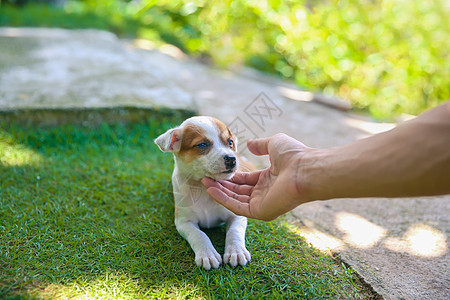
left=175, top=220, right=222, bottom=270
left=224, top=216, right=251, bottom=267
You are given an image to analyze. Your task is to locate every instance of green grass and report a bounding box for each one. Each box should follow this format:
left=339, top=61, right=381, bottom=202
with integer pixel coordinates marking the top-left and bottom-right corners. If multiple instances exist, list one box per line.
left=1, top=0, right=449, bottom=119
left=0, top=116, right=373, bottom=299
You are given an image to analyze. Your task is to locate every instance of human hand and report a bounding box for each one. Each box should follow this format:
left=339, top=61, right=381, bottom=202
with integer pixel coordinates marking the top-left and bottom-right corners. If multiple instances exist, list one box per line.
left=202, top=133, right=312, bottom=221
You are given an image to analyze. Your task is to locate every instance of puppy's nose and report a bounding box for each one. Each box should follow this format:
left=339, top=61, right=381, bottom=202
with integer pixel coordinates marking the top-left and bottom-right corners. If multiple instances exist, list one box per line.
left=224, top=155, right=236, bottom=169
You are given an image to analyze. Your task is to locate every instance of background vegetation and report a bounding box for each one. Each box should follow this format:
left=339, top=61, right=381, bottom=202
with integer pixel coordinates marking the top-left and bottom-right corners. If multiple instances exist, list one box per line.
left=1, top=0, right=449, bottom=119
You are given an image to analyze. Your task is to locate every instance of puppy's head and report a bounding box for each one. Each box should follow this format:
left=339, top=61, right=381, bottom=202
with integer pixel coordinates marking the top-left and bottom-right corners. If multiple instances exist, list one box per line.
left=155, top=116, right=239, bottom=180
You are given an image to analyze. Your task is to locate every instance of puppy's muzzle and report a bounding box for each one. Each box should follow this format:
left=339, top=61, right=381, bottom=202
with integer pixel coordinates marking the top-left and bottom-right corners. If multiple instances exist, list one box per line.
left=224, top=155, right=236, bottom=172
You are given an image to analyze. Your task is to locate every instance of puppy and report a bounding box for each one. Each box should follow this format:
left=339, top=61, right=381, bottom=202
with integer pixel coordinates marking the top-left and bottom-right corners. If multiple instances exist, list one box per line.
left=155, top=116, right=252, bottom=270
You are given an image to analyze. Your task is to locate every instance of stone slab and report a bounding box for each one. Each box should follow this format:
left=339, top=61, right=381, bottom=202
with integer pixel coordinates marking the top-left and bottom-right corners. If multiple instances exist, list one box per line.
left=0, top=27, right=194, bottom=112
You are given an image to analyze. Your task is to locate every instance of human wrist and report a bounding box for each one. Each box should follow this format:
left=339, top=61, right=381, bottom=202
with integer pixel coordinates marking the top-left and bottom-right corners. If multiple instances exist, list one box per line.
left=297, top=147, right=340, bottom=202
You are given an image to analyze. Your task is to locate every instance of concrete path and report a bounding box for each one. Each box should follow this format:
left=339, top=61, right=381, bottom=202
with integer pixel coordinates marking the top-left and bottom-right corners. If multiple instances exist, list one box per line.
left=1, top=28, right=448, bottom=300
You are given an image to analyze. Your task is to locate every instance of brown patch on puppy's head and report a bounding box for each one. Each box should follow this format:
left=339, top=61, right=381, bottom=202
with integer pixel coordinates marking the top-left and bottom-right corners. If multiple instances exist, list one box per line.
left=209, top=117, right=236, bottom=152
left=178, top=123, right=211, bottom=164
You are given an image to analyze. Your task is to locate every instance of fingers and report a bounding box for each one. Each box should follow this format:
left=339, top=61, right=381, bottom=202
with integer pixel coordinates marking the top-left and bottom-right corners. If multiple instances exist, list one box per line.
left=247, top=133, right=293, bottom=156
left=206, top=187, right=251, bottom=218
left=248, top=133, right=305, bottom=158
left=202, top=176, right=255, bottom=218
left=247, top=137, right=271, bottom=156
left=201, top=176, right=217, bottom=187
left=219, top=179, right=253, bottom=196
left=230, top=171, right=263, bottom=186
left=202, top=171, right=262, bottom=188
left=202, top=177, right=250, bottom=202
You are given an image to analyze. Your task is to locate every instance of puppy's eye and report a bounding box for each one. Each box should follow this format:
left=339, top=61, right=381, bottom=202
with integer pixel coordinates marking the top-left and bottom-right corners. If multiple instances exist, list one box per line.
left=228, top=139, right=234, bottom=148
left=194, top=142, right=211, bottom=149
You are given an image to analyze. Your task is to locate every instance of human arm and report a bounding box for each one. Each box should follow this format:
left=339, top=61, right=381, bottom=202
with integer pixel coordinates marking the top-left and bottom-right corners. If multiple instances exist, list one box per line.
left=306, top=100, right=450, bottom=200
left=202, top=101, right=450, bottom=221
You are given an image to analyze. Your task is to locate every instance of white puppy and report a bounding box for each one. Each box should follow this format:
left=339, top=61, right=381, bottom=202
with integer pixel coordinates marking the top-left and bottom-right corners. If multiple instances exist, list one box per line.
left=155, top=116, right=252, bottom=270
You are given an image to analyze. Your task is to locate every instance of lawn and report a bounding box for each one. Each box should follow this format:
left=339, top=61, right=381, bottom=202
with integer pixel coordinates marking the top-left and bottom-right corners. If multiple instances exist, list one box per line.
left=0, top=114, right=374, bottom=299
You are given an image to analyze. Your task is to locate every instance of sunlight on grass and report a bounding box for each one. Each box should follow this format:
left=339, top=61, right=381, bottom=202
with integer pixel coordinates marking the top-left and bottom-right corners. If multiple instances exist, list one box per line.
left=0, top=131, right=43, bottom=166
left=32, top=272, right=203, bottom=299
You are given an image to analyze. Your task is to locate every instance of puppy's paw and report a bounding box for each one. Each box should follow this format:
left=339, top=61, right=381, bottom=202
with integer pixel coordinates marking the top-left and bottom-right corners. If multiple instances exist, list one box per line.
left=224, top=245, right=251, bottom=267
left=195, top=248, right=222, bottom=270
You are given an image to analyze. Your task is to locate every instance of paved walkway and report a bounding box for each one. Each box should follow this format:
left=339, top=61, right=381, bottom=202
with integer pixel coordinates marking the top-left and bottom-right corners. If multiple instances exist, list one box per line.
left=1, top=28, right=448, bottom=300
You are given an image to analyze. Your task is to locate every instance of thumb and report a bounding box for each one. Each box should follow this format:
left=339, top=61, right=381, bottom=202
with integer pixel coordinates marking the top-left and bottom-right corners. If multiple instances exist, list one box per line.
left=247, top=137, right=271, bottom=156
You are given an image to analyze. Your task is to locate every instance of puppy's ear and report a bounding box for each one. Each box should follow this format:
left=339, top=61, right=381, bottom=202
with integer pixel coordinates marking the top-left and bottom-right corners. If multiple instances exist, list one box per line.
left=154, top=128, right=182, bottom=152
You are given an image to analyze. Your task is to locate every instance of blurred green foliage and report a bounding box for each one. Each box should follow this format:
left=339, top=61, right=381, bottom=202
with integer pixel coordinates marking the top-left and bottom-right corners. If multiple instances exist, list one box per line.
left=1, top=0, right=449, bottom=119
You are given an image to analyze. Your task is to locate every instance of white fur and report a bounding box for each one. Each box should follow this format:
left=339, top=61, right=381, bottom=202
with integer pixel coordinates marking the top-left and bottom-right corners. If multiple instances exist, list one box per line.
left=155, top=116, right=251, bottom=270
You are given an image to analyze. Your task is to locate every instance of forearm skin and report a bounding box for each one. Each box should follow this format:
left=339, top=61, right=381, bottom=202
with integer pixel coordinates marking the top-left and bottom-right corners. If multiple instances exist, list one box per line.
left=302, top=101, right=450, bottom=201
